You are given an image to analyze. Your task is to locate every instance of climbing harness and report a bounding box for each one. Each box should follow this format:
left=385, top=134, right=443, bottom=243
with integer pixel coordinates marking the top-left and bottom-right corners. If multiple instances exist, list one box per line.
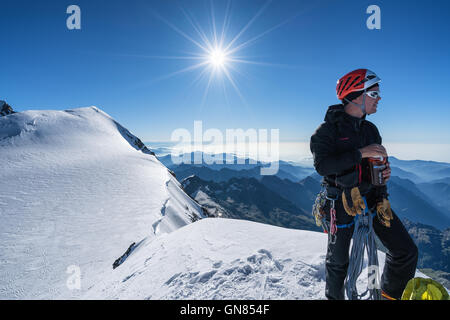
left=312, top=184, right=343, bottom=245
left=312, top=185, right=327, bottom=228
left=318, top=189, right=339, bottom=245
left=313, top=188, right=382, bottom=300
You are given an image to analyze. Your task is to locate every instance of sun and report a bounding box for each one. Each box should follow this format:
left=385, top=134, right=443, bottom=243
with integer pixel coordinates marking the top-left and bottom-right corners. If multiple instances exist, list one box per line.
left=208, top=47, right=228, bottom=69
left=150, top=0, right=291, bottom=104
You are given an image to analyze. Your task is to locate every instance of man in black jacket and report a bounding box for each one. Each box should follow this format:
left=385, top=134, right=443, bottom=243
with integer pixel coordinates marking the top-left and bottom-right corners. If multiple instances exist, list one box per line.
left=310, top=69, right=418, bottom=300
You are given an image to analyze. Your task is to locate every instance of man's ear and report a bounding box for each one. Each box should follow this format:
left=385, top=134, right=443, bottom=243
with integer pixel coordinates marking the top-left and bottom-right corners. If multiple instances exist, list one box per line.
left=352, top=95, right=364, bottom=104
left=343, top=103, right=350, bottom=112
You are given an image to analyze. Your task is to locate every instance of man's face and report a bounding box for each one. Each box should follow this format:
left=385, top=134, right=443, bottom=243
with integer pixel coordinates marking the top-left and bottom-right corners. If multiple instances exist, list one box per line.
left=353, top=84, right=381, bottom=115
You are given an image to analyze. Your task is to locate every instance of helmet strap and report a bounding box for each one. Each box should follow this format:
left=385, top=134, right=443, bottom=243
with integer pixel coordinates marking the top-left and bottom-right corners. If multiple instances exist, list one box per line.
left=344, top=90, right=367, bottom=116
left=361, top=93, right=367, bottom=115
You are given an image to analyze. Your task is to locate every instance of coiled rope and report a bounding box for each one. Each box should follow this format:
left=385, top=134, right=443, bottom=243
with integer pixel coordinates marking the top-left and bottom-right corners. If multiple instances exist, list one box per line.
left=344, top=197, right=381, bottom=300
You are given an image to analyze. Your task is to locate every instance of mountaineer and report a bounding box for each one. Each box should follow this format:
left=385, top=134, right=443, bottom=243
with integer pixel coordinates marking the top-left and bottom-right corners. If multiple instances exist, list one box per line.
left=310, top=69, right=418, bottom=300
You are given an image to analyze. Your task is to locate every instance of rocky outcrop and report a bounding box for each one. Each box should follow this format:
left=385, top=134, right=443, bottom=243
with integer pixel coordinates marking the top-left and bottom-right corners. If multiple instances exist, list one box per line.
left=0, top=101, right=15, bottom=117
left=113, top=120, right=155, bottom=156
left=403, top=219, right=450, bottom=273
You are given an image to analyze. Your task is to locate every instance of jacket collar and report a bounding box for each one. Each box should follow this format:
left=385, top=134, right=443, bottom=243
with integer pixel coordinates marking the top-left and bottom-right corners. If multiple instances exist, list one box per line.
left=324, top=104, right=366, bottom=131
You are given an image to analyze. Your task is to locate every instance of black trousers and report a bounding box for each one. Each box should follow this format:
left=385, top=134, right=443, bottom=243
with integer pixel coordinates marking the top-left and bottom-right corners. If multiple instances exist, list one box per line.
left=324, top=199, right=418, bottom=300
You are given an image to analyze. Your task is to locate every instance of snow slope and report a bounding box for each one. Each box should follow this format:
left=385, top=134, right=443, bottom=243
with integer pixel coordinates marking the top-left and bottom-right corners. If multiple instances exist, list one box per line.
left=84, top=218, right=425, bottom=300
left=0, top=107, right=205, bottom=299
left=0, top=107, right=429, bottom=300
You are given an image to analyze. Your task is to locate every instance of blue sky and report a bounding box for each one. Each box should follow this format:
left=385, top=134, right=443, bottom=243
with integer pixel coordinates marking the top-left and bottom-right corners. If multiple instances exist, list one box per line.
left=1, top=0, right=450, bottom=160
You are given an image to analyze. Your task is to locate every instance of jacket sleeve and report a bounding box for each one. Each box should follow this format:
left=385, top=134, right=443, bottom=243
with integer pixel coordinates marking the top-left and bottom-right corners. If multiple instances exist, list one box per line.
left=310, top=123, right=362, bottom=176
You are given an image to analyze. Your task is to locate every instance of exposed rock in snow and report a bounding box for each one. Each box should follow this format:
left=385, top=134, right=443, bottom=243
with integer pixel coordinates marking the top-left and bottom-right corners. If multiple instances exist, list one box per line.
left=0, top=100, right=15, bottom=117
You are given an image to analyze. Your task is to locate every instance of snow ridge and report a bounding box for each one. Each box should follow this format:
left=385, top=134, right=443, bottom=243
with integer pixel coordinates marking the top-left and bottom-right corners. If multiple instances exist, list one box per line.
left=0, top=107, right=205, bottom=299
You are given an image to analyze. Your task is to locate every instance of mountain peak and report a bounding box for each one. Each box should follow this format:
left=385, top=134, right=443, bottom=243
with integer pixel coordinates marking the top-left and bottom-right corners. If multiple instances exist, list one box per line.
left=0, top=100, right=15, bottom=116
left=0, top=105, right=204, bottom=299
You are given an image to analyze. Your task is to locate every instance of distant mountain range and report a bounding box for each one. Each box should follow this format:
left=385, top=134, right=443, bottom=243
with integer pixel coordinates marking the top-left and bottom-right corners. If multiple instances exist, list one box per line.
left=173, top=163, right=299, bottom=183
left=181, top=175, right=319, bottom=232
left=170, top=154, right=450, bottom=276
left=417, top=181, right=450, bottom=218
left=387, top=177, right=450, bottom=229
left=389, top=156, right=450, bottom=183
left=158, top=152, right=315, bottom=182
left=402, top=219, right=450, bottom=270
left=174, top=163, right=450, bottom=226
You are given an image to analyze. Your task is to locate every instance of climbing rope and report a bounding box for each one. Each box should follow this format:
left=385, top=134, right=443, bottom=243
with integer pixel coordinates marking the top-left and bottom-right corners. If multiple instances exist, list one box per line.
left=344, top=197, right=381, bottom=300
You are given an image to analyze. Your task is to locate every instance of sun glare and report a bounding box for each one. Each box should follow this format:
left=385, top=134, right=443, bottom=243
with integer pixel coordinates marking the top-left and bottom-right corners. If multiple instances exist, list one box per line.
left=151, top=0, right=289, bottom=104
left=208, top=48, right=227, bottom=69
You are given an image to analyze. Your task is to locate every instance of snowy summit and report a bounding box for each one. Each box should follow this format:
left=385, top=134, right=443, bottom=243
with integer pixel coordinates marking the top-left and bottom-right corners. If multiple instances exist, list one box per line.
left=0, top=107, right=205, bottom=299
left=0, top=107, right=424, bottom=299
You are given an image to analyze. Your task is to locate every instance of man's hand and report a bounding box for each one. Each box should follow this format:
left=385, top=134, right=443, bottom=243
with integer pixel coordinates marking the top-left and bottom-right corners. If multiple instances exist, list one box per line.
left=382, top=161, right=391, bottom=182
left=359, top=144, right=387, bottom=158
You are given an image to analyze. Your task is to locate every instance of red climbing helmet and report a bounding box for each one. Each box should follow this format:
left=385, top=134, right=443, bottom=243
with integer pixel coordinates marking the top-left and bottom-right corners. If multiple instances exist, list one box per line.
left=336, top=69, right=381, bottom=100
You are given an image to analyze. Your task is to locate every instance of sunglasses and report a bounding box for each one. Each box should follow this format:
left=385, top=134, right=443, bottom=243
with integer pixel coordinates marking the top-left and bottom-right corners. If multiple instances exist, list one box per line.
left=365, top=91, right=380, bottom=99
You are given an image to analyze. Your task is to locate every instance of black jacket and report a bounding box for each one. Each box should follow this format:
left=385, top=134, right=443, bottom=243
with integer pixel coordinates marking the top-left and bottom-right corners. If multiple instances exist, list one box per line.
left=310, top=104, right=387, bottom=206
